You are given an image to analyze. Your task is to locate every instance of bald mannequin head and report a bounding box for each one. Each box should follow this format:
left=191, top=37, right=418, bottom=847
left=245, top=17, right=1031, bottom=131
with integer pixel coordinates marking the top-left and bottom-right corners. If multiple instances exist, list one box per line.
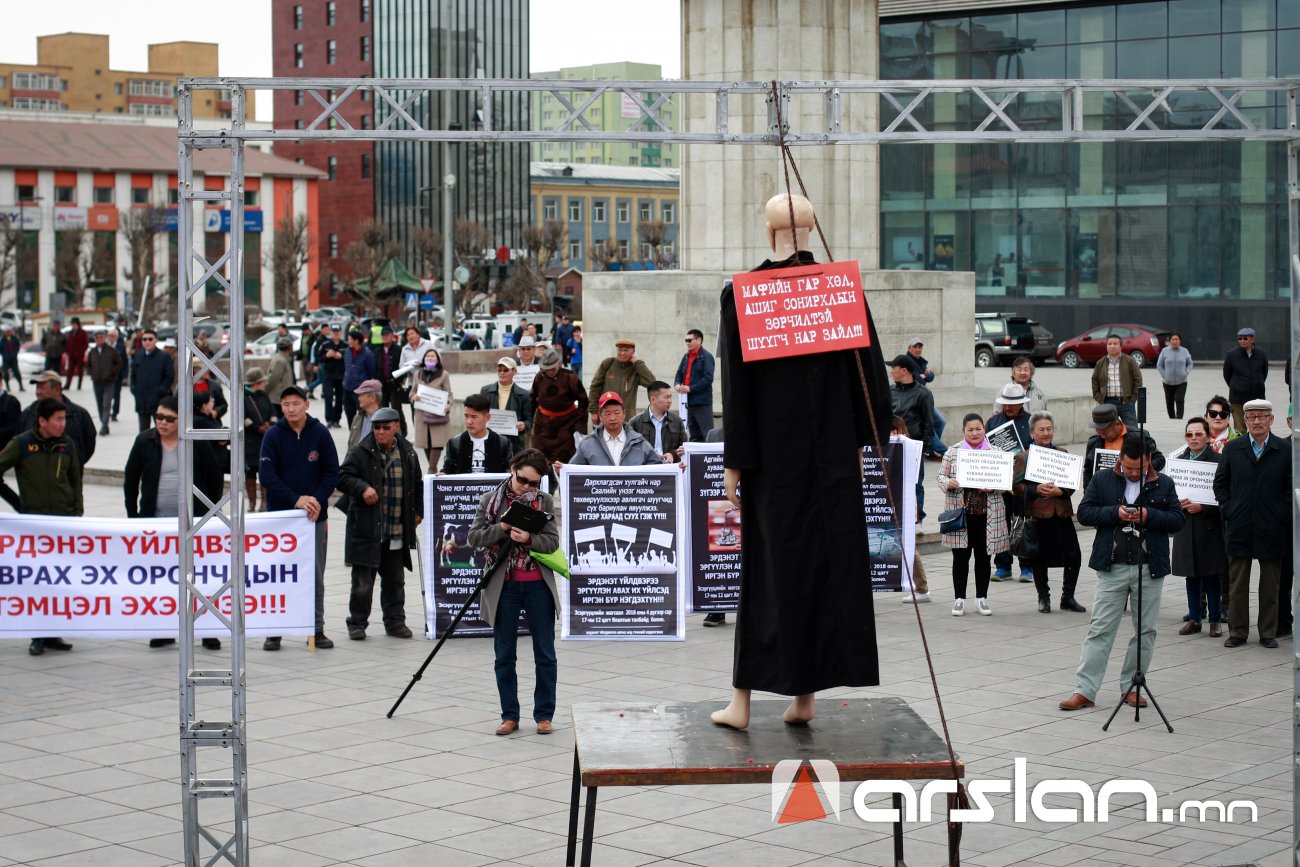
left=765, top=193, right=815, bottom=256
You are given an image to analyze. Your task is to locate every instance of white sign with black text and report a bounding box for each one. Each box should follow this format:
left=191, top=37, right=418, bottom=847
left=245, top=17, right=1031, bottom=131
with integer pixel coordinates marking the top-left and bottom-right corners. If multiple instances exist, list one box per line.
left=1024, top=446, right=1084, bottom=491
left=955, top=449, right=1015, bottom=492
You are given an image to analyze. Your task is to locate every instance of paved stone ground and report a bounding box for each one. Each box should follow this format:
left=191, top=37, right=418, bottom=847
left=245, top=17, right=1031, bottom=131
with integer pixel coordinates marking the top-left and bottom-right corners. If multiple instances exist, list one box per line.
left=0, top=365, right=1292, bottom=865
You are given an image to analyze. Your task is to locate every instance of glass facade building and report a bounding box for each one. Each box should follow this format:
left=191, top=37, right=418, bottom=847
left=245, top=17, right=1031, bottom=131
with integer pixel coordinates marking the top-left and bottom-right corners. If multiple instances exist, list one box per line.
left=880, top=0, right=1296, bottom=344
left=374, top=0, right=529, bottom=263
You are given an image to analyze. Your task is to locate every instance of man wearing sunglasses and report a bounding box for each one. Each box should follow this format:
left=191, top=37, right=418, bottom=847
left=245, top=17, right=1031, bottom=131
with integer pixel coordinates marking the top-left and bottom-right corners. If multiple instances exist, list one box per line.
left=338, top=407, right=423, bottom=641
left=1222, top=327, right=1268, bottom=434
left=673, top=329, right=715, bottom=442
left=129, top=329, right=173, bottom=433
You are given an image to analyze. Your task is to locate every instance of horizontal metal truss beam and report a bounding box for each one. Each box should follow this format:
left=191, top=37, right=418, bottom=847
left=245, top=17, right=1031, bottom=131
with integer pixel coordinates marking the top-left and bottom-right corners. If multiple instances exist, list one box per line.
left=179, top=77, right=1300, bottom=145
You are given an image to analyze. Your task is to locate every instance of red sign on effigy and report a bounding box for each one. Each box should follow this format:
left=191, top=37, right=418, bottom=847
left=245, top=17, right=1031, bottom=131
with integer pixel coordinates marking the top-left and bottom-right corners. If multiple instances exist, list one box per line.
left=732, top=260, right=873, bottom=362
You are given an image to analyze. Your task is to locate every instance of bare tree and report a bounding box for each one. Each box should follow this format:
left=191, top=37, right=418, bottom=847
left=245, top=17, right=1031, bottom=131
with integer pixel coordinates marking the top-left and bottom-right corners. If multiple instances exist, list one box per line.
left=52, top=226, right=87, bottom=307
left=409, top=225, right=443, bottom=281
left=81, top=231, right=116, bottom=307
left=0, top=215, right=21, bottom=311
left=636, top=219, right=679, bottom=269
left=503, top=220, right=565, bottom=311
left=122, top=205, right=166, bottom=324
left=588, top=238, right=623, bottom=272
left=271, top=213, right=311, bottom=315
left=341, top=218, right=400, bottom=316
left=452, top=218, right=493, bottom=319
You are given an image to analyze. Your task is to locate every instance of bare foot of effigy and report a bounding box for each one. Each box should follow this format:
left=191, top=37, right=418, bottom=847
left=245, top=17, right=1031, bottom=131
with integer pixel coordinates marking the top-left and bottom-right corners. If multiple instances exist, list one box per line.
left=711, top=688, right=751, bottom=730
left=783, top=693, right=815, bottom=725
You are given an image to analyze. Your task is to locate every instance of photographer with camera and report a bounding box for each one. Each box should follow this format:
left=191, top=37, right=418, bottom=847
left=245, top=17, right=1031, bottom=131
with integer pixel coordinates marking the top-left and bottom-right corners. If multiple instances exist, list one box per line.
left=1059, top=435, right=1185, bottom=712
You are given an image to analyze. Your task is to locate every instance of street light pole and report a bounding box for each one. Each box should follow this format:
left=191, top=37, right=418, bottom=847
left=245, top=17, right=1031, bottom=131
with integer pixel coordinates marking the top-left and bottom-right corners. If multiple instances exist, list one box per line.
left=442, top=169, right=454, bottom=340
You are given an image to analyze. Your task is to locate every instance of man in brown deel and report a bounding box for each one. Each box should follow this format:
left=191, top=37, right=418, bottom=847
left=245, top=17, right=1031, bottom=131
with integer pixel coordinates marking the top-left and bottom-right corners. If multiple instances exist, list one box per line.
left=587, top=338, right=654, bottom=426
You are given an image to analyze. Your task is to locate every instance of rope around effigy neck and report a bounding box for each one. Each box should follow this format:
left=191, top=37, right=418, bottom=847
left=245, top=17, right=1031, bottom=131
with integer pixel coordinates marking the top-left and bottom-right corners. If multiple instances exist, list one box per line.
left=769, top=81, right=969, bottom=863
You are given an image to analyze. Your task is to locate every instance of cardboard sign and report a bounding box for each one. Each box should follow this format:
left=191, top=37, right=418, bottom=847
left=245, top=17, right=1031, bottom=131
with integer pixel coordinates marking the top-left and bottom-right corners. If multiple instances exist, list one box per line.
left=1024, top=446, right=1084, bottom=491
left=514, top=364, right=540, bottom=391
left=1093, top=448, right=1120, bottom=477
left=1165, top=458, right=1218, bottom=506
left=487, top=409, right=519, bottom=437
left=954, top=449, right=1015, bottom=492
left=986, top=419, right=1025, bottom=454
left=415, top=385, right=449, bottom=415
left=731, top=259, right=873, bottom=361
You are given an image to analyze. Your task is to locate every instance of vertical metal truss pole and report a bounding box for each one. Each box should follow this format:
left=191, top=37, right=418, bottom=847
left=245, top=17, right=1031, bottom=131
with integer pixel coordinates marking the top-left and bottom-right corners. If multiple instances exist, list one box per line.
left=1290, top=84, right=1300, bottom=867
left=177, top=82, right=249, bottom=867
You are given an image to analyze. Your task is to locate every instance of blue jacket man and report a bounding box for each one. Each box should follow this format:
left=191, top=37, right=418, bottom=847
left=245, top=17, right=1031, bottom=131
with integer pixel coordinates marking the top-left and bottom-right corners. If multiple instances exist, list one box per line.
left=341, top=331, right=376, bottom=428
left=673, top=329, right=715, bottom=442
left=1059, top=435, right=1184, bottom=711
left=259, top=385, right=340, bottom=649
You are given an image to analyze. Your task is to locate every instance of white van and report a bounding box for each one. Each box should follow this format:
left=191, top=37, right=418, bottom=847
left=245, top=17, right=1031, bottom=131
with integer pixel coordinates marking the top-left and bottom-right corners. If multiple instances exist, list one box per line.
left=460, top=318, right=499, bottom=349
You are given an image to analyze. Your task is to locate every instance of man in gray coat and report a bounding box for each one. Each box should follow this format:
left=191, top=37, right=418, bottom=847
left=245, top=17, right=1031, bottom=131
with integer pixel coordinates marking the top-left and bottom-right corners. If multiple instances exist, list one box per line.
left=567, top=391, right=664, bottom=467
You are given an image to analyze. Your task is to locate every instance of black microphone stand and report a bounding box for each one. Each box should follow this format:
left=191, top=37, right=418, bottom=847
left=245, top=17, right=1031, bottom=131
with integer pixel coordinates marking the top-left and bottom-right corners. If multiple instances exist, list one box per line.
left=1103, top=387, right=1173, bottom=733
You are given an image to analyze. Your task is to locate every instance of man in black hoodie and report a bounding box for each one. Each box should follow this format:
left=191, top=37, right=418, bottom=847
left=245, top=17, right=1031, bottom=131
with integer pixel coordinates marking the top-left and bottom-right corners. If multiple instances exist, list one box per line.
left=258, top=386, right=340, bottom=650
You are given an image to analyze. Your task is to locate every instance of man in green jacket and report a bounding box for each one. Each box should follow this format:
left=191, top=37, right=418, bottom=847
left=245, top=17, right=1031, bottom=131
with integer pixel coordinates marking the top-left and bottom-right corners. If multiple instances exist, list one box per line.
left=1090, top=334, right=1142, bottom=428
left=587, top=338, right=655, bottom=425
left=0, top=398, right=83, bottom=656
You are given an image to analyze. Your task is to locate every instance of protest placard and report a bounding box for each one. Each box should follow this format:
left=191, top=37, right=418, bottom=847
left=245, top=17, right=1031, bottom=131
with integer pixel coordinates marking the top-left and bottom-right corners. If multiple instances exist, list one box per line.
left=986, top=419, right=1025, bottom=454
left=955, top=449, right=1015, bottom=491
left=0, top=511, right=315, bottom=640
left=1164, top=458, right=1218, bottom=505
left=1025, top=446, right=1084, bottom=491
left=1093, top=448, right=1120, bottom=477
left=414, top=385, right=449, bottom=416
left=487, top=409, right=518, bottom=438
left=731, top=259, right=874, bottom=361
left=682, top=444, right=741, bottom=613
left=561, top=464, right=685, bottom=640
left=861, top=437, right=920, bottom=592
left=513, top=364, right=539, bottom=391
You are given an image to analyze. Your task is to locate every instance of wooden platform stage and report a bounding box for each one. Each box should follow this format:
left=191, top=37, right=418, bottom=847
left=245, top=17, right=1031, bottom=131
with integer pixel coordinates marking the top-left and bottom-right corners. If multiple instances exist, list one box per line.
left=565, top=697, right=965, bottom=866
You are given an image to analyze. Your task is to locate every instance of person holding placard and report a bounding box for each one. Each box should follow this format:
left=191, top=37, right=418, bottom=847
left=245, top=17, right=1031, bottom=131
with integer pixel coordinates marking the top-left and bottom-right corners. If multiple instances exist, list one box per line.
left=1083, top=404, right=1164, bottom=490
left=937, top=414, right=1010, bottom=617
left=1015, top=411, right=1085, bottom=614
left=1171, top=417, right=1226, bottom=637
left=479, top=357, right=531, bottom=452
left=987, top=382, right=1031, bottom=582
left=409, top=348, right=452, bottom=470
left=467, top=449, right=562, bottom=736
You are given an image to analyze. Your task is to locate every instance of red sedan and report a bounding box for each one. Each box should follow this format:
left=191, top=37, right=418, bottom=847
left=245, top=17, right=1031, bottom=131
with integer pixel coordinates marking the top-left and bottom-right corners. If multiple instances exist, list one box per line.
left=1055, top=323, right=1172, bottom=369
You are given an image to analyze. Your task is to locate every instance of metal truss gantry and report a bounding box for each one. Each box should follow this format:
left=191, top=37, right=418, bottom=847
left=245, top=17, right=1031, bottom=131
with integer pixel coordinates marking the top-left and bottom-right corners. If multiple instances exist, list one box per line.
left=175, top=76, right=1300, bottom=866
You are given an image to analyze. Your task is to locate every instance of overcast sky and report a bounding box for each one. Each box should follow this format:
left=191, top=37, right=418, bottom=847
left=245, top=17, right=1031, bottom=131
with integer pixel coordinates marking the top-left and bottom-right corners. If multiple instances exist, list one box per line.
left=2, top=0, right=681, bottom=120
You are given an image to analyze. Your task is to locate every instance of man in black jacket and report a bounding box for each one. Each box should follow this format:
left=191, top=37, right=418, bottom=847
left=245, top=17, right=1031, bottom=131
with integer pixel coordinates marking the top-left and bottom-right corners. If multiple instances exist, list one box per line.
left=1222, top=326, right=1268, bottom=434
left=21, top=371, right=96, bottom=467
left=479, top=357, right=531, bottom=452
left=1081, top=404, right=1164, bottom=490
left=129, top=329, right=173, bottom=432
left=1214, top=398, right=1292, bottom=649
left=628, top=380, right=687, bottom=462
left=317, top=325, right=347, bottom=428
left=441, top=393, right=514, bottom=474
left=337, top=407, right=423, bottom=640
left=1059, top=436, right=1185, bottom=711
left=890, top=354, right=934, bottom=519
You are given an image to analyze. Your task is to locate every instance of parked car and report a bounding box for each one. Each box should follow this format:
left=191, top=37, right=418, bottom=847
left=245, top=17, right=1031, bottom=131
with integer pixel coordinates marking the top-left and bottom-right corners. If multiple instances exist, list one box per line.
left=245, top=326, right=304, bottom=359
left=17, top=341, right=44, bottom=378
left=974, top=312, right=1054, bottom=367
left=1055, top=323, right=1172, bottom=369
left=303, top=306, right=352, bottom=325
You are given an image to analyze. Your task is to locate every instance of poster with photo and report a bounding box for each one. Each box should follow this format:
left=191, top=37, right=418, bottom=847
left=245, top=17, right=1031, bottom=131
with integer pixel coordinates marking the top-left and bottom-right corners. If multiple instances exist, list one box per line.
left=682, top=444, right=741, bottom=613
left=863, top=437, right=921, bottom=593
left=561, top=464, right=685, bottom=640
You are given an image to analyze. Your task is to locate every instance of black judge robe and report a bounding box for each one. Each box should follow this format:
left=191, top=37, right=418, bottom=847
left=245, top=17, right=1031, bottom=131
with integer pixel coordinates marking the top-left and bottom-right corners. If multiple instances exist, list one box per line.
left=720, top=251, right=894, bottom=695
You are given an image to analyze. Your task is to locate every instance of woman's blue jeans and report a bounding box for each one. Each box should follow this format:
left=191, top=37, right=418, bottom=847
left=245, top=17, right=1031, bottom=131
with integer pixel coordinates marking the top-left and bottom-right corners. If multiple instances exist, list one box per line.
left=493, top=579, right=557, bottom=723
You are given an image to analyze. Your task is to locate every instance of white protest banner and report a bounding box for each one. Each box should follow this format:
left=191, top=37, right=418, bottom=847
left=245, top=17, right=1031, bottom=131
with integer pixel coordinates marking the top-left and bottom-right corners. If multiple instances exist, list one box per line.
left=955, top=449, right=1015, bottom=491
left=0, top=511, right=315, bottom=640
left=1164, top=458, right=1218, bottom=505
left=415, top=385, right=449, bottom=416
left=514, top=364, right=540, bottom=391
left=986, top=419, right=1025, bottom=454
left=682, top=443, right=741, bottom=613
left=561, top=464, right=685, bottom=640
left=1024, top=446, right=1084, bottom=491
left=487, top=409, right=518, bottom=437
left=1093, top=448, right=1120, bottom=477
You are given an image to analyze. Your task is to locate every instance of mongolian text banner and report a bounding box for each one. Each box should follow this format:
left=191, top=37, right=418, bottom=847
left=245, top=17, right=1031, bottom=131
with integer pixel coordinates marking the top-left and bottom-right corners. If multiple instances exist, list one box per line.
left=682, top=444, right=741, bottom=613
left=863, top=437, right=921, bottom=592
left=0, top=511, right=314, bottom=639
left=561, top=464, right=685, bottom=640
left=731, top=260, right=873, bottom=361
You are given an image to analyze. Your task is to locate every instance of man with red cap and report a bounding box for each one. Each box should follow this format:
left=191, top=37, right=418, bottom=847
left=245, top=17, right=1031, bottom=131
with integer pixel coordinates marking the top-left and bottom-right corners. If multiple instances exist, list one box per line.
left=567, top=391, right=664, bottom=467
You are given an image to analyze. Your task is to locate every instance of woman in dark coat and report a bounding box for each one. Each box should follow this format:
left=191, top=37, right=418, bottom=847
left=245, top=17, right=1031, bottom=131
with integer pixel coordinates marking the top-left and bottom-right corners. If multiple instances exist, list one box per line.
left=1171, top=417, right=1227, bottom=636
left=467, top=449, right=562, bottom=736
left=1014, top=411, right=1086, bottom=615
left=711, top=194, right=894, bottom=730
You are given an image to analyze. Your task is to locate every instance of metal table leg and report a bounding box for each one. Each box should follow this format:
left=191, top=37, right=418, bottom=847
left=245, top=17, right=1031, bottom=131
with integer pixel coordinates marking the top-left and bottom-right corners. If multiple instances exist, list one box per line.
left=579, top=786, right=598, bottom=867
left=566, top=748, right=580, bottom=867
left=893, top=791, right=906, bottom=866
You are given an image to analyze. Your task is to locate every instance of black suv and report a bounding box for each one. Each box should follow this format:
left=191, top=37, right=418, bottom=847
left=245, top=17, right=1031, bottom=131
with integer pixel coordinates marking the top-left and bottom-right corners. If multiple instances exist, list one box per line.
left=974, top=313, right=1054, bottom=367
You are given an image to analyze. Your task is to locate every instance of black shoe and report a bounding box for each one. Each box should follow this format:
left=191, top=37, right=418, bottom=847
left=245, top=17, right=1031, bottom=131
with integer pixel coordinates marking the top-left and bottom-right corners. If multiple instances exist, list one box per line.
left=263, top=637, right=281, bottom=651
left=703, top=613, right=726, bottom=627
left=1261, top=637, right=1280, bottom=648
left=1037, top=597, right=1052, bottom=613
left=348, top=626, right=366, bottom=640
left=1277, top=624, right=1293, bottom=638
left=43, top=638, right=73, bottom=651
left=312, top=634, right=334, bottom=649
left=201, top=638, right=222, bottom=650
left=149, top=638, right=176, bottom=648
left=1181, top=614, right=1192, bottom=622
left=1224, top=636, right=1247, bottom=648
left=385, top=625, right=413, bottom=639
left=28, top=639, right=44, bottom=656
left=99, top=425, right=109, bottom=435
left=1060, top=597, right=1086, bottom=613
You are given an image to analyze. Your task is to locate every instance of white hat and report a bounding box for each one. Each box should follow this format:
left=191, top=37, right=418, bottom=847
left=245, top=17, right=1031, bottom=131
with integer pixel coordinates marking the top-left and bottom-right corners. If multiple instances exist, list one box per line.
left=518, top=336, right=536, bottom=347
left=995, top=383, right=1028, bottom=406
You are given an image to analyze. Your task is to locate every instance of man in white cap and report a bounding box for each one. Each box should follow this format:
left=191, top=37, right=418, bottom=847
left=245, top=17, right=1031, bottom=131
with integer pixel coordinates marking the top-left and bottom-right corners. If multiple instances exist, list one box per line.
left=1214, top=398, right=1290, bottom=649
left=987, top=382, right=1032, bottom=581
left=479, top=356, right=531, bottom=451
left=514, top=336, right=541, bottom=391
left=1222, top=326, right=1268, bottom=434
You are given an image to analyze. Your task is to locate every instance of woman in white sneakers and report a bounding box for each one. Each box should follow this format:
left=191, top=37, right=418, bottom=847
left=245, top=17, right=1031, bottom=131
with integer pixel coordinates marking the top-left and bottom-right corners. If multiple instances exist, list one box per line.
left=937, top=413, right=1009, bottom=616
